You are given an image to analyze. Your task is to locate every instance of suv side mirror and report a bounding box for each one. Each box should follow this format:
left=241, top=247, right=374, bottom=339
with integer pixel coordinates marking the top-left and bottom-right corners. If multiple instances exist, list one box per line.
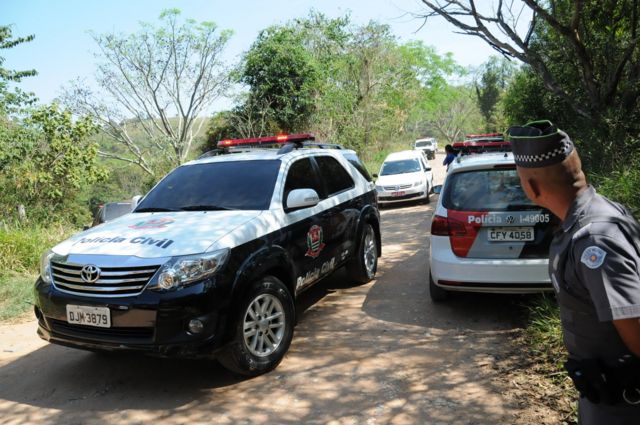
left=433, top=185, right=443, bottom=195
left=286, top=189, right=320, bottom=211
left=131, top=195, right=143, bottom=209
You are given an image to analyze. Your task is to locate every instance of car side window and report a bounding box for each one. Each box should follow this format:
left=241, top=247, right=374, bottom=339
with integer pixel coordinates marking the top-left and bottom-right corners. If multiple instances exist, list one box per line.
left=283, top=158, right=324, bottom=207
left=315, top=156, right=355, bottom=197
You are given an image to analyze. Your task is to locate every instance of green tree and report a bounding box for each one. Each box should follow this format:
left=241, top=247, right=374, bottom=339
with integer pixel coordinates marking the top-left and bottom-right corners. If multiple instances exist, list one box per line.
left=419, top=0, right=640, bottom=172
left=63, top=9, right=233, bottom=177
left=242, top=26, right=319, bottom=133
left=0, top=104, right=107, bottom=223
left=475, top=56, right=515, bottom=132
left=0, top=25, right=37, bottom=116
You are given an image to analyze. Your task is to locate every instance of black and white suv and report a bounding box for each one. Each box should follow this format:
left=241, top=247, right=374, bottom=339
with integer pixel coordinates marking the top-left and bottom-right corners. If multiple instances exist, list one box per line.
left=34, top=134, right=381, bottom=376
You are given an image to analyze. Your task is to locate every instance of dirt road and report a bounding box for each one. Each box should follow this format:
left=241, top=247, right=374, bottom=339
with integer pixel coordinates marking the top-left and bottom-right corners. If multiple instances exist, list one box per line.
left=0, top=154, right=550, bottom=424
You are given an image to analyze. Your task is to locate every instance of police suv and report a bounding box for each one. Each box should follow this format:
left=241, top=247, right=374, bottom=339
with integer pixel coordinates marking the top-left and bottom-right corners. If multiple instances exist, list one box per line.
left=429, top=134, right=557, bottom=302
left=34, top=134, right=381, bottom=376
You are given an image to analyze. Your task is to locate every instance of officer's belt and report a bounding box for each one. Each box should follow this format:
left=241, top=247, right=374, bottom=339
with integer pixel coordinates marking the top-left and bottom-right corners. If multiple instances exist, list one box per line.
left=565, top=355, right=640, bottom=405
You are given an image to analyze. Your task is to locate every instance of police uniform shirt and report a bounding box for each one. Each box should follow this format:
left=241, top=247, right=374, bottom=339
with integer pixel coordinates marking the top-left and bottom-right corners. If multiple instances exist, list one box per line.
left=550, top=186, right=640, bottom=422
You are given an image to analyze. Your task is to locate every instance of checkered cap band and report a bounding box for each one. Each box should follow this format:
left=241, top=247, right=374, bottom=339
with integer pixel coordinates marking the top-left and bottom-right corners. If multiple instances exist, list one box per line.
left=514, top=146, right=566, bottom=164
left=507, top=122, right=574, bottom=168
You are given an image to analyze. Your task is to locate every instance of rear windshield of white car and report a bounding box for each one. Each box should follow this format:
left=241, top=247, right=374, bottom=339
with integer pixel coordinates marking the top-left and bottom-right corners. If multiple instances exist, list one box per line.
left=380, top=159, right=421, bottom=176
left=415, top=141, right=433, bottom=147
left=135, top=160, right=281, bottom=212
left=442, top=168, right=537, bottom=211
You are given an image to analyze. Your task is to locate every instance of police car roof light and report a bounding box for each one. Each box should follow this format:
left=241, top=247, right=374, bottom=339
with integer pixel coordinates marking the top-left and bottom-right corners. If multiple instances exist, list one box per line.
left=453, top=133, right=511, bottom=157
left=217, top=133, right=315, bottom=149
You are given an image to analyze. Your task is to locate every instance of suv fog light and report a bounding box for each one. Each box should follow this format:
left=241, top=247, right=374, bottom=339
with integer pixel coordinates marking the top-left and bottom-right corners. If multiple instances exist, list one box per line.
left=188, top=319, right=204, bottom=334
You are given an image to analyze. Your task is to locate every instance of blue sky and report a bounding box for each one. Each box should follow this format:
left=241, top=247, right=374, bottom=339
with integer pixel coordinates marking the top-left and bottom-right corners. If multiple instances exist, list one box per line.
left=2, top=0, right=497, bottom=111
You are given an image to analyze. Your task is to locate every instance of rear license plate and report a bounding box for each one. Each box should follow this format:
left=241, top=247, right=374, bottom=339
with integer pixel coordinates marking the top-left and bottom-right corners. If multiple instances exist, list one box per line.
left=66, top=305, right=111, bottom=328
left=488, top=227, right=534, bottom=242
left=391, top=191, right=405, bottom=197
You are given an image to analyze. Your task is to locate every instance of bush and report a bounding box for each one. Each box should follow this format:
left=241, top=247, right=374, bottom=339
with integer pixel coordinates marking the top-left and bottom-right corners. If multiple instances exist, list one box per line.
left=592, top=158, right=640, bottom=217
left=0, top=222, right=75, bottom=274
left=524, top=295, right=565, bottom=372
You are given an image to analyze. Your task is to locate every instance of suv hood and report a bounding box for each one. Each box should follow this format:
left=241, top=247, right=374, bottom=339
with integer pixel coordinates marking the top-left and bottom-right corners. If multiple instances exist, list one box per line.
left=52, top=211, right=262, bottom=258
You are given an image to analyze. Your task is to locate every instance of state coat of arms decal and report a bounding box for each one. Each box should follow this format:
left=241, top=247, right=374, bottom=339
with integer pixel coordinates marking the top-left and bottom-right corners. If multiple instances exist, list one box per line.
left=305, top=225, right=326, bottom=258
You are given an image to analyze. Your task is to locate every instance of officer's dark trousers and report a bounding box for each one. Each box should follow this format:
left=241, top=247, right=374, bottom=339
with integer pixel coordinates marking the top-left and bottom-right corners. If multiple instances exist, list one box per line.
left=578, top=398, right=640, bottom=424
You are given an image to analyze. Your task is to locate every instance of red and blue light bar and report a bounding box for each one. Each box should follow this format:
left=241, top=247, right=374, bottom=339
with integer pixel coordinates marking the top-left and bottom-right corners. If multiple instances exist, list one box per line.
left=217, top=133, right=315, bottom=148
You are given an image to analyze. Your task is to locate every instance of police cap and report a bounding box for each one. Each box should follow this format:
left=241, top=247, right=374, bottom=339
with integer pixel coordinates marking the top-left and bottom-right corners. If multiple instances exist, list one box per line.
left=507, top=120, right=574, bottom=168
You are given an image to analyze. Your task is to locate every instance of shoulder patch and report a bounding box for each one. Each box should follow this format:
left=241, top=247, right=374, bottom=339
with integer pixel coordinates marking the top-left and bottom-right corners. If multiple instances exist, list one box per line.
left=580, top=246, right=607, bottom=269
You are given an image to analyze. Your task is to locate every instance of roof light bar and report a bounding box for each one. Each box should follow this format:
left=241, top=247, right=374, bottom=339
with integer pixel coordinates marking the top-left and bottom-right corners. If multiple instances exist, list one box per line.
left=217, top=133, right=315, bottom=149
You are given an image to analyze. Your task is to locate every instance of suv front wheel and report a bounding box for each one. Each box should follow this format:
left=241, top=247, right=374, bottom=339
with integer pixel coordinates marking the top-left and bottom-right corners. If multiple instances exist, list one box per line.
left=218, top=276, right=294, bottom=376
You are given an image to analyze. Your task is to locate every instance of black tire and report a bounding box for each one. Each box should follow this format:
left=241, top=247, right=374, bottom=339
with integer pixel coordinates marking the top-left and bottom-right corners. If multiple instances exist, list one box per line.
left=218, top=276, right=294, bottom=376
left=347, top=223, right=378, bottom=284
left=429, top=273, right=448, bottom=302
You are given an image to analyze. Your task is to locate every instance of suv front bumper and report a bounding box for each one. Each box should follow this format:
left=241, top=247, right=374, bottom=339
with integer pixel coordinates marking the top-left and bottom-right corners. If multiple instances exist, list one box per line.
left=34, top=276, right=232, bottom=357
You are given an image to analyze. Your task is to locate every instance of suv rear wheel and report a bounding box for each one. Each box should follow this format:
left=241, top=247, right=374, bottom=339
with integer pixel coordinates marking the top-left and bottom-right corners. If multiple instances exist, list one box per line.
left=218, top=276, right=294, bottom=376
left=347, top=223, right=378, bottom=284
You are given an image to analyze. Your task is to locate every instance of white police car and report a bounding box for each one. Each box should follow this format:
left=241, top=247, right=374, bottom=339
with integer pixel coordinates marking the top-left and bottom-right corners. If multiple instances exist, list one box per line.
left=34, top=134, right=381, bottom=376
left=428, top=135, right=557, bottom=302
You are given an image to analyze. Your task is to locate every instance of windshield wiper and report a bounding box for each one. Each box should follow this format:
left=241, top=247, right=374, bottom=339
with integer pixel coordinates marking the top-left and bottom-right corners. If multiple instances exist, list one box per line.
left=134, top=207, right=179, bottom=213
left=180, top=205, right=232, bottom=211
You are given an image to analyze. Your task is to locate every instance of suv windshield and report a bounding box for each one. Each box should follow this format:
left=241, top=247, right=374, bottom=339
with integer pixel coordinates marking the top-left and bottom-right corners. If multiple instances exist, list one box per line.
left=136, top=160, right=281, bottom=211
left=442, top=168, right=536, bottom=211
left=415, top=141, right=433, bottom=148
left=380, top=159, right=421, bottom=176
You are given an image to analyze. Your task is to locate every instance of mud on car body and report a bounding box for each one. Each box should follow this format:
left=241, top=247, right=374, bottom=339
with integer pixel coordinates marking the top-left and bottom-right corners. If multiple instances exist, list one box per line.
left=34, top=134, right=381, bottom=376
left=428, top=137, right=557, bottom=302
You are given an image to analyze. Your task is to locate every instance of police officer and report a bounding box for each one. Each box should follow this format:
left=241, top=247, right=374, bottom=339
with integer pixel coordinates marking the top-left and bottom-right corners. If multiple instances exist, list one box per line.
left=508, top=120, right=640, bottom=424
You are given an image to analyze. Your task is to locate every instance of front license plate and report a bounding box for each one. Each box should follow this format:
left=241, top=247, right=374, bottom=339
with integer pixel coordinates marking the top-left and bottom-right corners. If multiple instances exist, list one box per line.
left=66, top=305, right=111, bottom=328
left=488, top=227, right=534, bottom=242
left=391, top=191, right=405, bottom=197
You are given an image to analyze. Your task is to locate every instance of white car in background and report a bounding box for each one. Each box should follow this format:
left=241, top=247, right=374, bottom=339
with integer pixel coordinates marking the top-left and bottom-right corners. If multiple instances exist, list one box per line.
left=414, top=137, right=437, bottom=160
left=374, top=150, right=433, bottom=205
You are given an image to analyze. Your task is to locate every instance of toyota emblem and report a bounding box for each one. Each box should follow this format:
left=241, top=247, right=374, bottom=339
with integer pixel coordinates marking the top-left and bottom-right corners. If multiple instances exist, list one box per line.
left=80, top=265, right=101, bottom=283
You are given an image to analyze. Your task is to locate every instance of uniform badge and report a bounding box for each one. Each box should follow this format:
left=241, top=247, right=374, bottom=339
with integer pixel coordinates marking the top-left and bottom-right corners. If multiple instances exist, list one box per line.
left=580, top=246, right=606, bottom=269
left=305, top=225, right=325, bottom=258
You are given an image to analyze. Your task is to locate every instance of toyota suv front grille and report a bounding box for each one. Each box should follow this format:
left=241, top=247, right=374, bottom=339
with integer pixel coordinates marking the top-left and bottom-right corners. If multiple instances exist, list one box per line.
left=50, top=261, right=159, bottom=297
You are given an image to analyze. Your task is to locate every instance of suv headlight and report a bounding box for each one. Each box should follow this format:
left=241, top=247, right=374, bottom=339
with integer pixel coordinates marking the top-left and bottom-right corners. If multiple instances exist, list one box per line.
left=156, top=248, right=229, bottom=290
left=375, top=185, right=383, bottom=192
left=414, top=181, right=423, bottom=187
left=40, top=249, right=54, bottom=284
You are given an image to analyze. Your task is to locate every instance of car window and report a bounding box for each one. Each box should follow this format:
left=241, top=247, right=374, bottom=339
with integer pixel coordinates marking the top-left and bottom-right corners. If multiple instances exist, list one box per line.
left=442, top=169, right=537, bottom=211
left=380, top=159, right=421, bottom=176
left=136, top=160, right=281, bottom=211
left=315, top=156, right=355, bottom=196
left=104, top=203, right=132, bottom=221
left=341, top=152, right=373, bottom=182
left=415, top=141, right=432, bottom=147
left=283, top=157, right=324, bottom=205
